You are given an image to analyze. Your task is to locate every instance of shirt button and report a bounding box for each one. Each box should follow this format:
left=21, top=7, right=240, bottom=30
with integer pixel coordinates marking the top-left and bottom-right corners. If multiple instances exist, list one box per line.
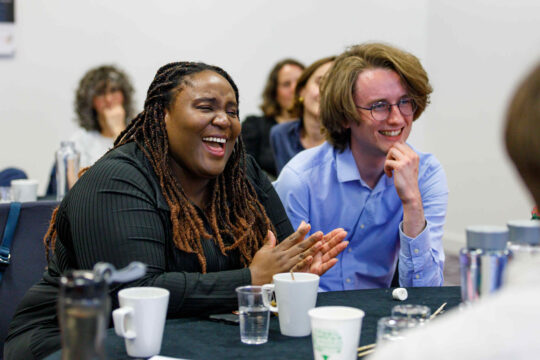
left=415, top=274, right=420, bottom=279
left=360, top=224, right=365, bottom=229
left=346, top=278, right=351, bottom=283
left=414, top=249, right=419, bottom=254
left=348, top=248, right=352, bottom=253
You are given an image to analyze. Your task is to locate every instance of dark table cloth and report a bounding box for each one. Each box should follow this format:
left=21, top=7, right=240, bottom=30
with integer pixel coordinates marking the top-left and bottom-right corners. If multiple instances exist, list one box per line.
left=45, top=286, right=460, bottom=360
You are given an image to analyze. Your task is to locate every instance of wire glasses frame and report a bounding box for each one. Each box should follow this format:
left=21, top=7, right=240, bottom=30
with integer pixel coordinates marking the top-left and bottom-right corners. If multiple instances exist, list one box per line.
left=356, top=98, right=417, bottom=121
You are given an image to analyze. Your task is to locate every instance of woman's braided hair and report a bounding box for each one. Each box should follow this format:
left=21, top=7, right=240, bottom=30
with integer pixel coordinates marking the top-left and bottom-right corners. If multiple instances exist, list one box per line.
left=45, top=62, right=274, bottom=272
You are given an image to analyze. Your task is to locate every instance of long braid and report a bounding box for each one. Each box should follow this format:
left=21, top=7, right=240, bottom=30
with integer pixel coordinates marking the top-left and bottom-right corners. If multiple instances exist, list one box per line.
left=45, top=62, right=274, bottom=273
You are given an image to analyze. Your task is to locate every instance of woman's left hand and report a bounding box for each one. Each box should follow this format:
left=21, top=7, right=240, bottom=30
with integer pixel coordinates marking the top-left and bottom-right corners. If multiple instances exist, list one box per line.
left=292, top=228, right=348, bottom=275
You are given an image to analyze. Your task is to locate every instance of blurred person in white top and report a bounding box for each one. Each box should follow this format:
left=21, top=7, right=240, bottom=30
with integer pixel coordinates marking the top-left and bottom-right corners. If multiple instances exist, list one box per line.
left=47, top=65, right=136, bottom=195
left=70, top=64, right=135, bottom=168
left=370, top=61, right=540, bottom=360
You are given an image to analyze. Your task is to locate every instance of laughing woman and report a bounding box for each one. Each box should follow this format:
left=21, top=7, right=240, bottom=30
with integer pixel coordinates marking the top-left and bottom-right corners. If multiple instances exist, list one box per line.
left=4, top=62, right=347, bottom=360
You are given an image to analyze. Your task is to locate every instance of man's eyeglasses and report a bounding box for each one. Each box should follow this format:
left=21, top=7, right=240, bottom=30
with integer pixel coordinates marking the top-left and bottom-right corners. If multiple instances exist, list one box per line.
left=356, top=98, right=417, bottom=121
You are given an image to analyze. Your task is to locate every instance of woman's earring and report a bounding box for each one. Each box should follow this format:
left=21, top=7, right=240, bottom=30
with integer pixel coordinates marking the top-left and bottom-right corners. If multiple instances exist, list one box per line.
left=298, top=97, right=304, bottom=103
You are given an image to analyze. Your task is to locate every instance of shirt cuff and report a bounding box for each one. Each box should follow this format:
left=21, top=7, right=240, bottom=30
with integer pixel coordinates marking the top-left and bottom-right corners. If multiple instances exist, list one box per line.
left=399, top=220, right=430, bottom=258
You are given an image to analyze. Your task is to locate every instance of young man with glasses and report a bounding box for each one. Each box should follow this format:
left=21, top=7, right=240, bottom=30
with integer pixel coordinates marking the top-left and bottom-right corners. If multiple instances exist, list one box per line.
left=274, top=42, right=448, bottom=291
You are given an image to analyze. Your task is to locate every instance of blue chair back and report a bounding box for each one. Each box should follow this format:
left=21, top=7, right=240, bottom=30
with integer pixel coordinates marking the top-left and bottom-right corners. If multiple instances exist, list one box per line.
left=0, top=200, right=58, bottom=355
left=0, top=168, right=27, bottom=187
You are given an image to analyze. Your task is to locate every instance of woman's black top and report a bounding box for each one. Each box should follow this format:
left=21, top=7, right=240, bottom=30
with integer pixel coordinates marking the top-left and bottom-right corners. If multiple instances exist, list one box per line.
left=241, top=115, right=278, bottom=178
left=4, top=142, right=293, bottom=360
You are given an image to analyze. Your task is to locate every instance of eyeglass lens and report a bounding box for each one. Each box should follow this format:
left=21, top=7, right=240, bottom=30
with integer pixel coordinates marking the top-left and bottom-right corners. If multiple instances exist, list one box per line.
left=372, top=99, right=416, bottom=121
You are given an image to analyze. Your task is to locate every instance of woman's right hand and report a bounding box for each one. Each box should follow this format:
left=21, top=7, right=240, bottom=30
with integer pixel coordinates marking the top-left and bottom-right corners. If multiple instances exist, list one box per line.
left=100, top=105, right=126, bottom=138
left=249, top=221, right=323, bottom=285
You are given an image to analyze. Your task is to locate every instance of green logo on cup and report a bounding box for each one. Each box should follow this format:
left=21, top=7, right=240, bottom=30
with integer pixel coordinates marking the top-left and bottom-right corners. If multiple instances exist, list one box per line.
left=313, top=328, right=342, bottom=357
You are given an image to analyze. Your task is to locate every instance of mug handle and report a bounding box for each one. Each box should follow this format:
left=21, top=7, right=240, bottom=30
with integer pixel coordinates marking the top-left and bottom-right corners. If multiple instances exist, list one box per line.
left=112, top=307, right=136, bottom=339
left=261, top=284, right=278, bottom=312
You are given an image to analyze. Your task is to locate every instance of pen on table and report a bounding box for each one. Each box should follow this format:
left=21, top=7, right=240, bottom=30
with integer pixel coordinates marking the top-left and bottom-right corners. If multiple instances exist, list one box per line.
left=358, top=343, right=376, bottom=352
left=358, top=343, right=375, bottom=358
left=358, top=348, right=375, bottom=358
left=429, top=302, right=447, bottom=320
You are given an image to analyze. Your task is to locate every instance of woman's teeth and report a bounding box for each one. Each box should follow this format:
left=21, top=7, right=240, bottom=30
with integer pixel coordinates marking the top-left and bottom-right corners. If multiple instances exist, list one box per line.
left=380, top=129, right=401, bottom=136
left=202, top=137, right=226, bottom=144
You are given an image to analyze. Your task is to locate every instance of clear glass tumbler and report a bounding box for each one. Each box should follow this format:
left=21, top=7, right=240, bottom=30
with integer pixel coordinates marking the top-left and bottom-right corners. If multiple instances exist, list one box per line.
left=236, top=285, right=270, bottom=345
left=391, top=304, right=431, bottom=323
left=376, top=316, right=420, bottom=344
left=0, top=186, right=11, bottom=203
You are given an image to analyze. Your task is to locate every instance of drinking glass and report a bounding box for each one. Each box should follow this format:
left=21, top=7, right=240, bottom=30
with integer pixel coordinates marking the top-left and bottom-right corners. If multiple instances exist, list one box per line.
left=391, top=304, right=431, bottom=323
left=0, top=186, right=11, bottom=203
left=236, top=285, right=270, bottom=345
left=376, top=316, right=419, bottom=344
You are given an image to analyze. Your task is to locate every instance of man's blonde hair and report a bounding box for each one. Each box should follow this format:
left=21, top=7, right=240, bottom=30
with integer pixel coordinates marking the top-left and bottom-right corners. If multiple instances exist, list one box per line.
left=320, top=42, right=433, bottom=151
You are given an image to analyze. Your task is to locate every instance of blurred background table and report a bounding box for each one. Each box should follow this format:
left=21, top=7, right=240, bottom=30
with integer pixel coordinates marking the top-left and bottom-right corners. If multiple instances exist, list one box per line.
left=45, top=286, right=460, bottom=360
left=0, top=200, right=59, bottom=355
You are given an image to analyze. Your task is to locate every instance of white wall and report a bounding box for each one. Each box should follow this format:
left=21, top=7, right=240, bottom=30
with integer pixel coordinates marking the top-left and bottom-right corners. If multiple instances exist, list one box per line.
left=425, top=0, right=540, bottom=252
left=0, top=0, right=539, bottom=251
left=0, top=0, right=427, bottom=193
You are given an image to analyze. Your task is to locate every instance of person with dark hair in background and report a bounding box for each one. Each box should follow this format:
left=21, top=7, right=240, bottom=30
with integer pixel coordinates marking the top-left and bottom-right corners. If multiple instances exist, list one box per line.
left=5, top=61, right=347, bottom=360
left=241, top=59, right=304, bottom=178
left=274, top=43, right=448, bottom=291
left=270, top=56, right=335, bottom=173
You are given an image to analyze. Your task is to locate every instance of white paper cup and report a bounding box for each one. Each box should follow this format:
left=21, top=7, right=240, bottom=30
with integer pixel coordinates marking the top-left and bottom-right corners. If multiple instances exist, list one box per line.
left=112, top=287, right=169, bottom=358
left=10, top=179, right=38, bottom=202
left=309, top=306, right=364, bottom=360
left=262, top=272, right=319, bottom=337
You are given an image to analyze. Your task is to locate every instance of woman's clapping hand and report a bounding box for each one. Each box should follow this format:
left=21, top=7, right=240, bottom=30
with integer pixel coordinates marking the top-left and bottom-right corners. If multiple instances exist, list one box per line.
left=249, top=221, right=348, bottom=285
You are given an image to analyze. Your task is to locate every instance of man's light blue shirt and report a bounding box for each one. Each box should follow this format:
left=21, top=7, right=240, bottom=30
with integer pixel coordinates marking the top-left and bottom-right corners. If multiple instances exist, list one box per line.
left=273, top=142, right=448, bottom=290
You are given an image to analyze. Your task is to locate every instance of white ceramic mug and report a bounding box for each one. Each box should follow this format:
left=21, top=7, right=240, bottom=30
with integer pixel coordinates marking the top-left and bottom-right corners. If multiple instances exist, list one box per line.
left=262, top=272, right=319, bottom=337
left=112, top=287, right=170, bottom=358
left=10, top=179, right=38, bottom=202
left=309, top=306, right=365, bottom=360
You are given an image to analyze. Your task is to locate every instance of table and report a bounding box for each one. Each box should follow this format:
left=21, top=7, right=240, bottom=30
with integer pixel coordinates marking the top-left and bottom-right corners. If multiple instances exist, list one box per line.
left=46, top=286, right=460, bottom=360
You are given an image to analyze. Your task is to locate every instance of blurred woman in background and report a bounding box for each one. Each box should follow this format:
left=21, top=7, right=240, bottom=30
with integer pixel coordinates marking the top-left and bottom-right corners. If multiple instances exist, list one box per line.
left=71, top=64, right=135, bottom=167
left=270, top=56, right=335, bottom=174
left=46, top=65, right=135, bottom=195
left=241, top=58, right=304, bottom=178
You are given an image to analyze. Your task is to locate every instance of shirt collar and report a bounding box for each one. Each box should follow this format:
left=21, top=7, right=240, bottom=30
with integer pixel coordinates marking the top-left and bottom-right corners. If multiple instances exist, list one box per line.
left=335, top=145, right=393, bottom=192
left=336, top=146, right=362, bottom=183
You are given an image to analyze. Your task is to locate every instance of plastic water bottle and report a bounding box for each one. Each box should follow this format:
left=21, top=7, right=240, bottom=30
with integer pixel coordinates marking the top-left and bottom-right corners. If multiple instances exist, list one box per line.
left=56, top=141, right=80, bottom=201
left=460, top=225, right=509, bottom=303
left=507, top=219, right=540, bottom=260
left=58, top=262, right=146, bottom=360
left=58, top=270, right=109, bottom=360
